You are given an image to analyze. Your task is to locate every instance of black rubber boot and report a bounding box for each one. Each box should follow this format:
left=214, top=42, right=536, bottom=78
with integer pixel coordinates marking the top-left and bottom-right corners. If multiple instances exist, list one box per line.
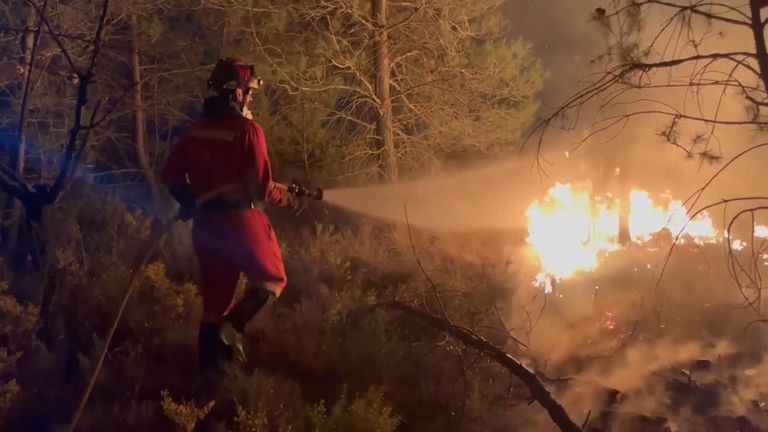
left=218, top=288, right=273, bottom=364
left=226, top=287, right=273, bottom=334
left=198, top=322, right=233, bottom=377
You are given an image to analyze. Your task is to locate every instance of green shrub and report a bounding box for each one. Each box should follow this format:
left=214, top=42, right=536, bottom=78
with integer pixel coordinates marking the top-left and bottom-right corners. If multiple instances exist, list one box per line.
left=0, top=281, right=38, bottom=420
left=314, top=387, right=400, bottom=432
left=160, top=389, right=215, bottom=432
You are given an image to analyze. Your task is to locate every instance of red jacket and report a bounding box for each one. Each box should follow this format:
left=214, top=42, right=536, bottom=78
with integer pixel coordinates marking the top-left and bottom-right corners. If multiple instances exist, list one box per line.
left=162, top=112, right=282, bottom=208
left=161, top=102, right=288, bottom=310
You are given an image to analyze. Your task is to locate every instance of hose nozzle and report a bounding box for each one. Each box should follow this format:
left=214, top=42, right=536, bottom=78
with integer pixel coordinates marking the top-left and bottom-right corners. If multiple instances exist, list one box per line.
left=287, top=182, right=323, bottom=201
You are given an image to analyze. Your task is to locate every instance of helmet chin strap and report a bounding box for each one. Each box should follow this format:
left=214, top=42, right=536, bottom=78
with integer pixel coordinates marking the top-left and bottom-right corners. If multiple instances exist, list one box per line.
left=228, top=99, right=252, bottom=119
left=242, top=106, right=253, bottom=120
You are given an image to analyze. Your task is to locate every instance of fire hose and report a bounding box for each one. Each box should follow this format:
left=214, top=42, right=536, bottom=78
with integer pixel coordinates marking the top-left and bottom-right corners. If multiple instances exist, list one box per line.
left=67, top=181, right=322, bottom=431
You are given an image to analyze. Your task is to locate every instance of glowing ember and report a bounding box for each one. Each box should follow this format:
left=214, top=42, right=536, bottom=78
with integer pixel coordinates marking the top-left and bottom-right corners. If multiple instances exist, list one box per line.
left=526, top=183, right=719, bottom=287
left=602, top=311, right=617, bottom=330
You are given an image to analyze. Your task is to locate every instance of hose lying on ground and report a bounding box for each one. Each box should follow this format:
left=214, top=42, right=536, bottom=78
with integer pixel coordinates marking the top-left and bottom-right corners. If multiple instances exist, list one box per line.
left=67, top=215, right=179, bottom=432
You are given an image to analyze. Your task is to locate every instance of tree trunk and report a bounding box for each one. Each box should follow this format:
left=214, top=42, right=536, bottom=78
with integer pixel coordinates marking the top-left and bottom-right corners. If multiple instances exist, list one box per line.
left=130, top=13, right=157, bottom=201
left=372, top=0, right=397, bottom=180
left=750, top=0, right=768, bottom=93
left=618, top=190, right=631, bottom=245
left=15, top=8, right=34, bottom=177
left=5, top=4, right=39, bottom=297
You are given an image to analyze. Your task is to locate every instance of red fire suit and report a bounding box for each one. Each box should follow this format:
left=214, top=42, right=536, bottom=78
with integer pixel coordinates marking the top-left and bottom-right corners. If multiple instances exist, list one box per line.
left=162, top=114, right=287, bottom=318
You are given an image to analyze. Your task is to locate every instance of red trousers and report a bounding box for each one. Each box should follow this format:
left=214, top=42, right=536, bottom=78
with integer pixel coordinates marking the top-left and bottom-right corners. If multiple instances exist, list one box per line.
left=192, top=208, right=287, bottom=318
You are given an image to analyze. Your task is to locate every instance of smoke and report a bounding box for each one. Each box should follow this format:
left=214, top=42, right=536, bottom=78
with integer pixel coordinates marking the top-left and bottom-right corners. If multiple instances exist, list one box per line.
left=325, top=1, right=768, bottom=235
left=323, top=140, right=768, bottom=236
left=503, top=0, right=607, bottom=107
left=496, top=239, right=768, bottom=431
left=322, top=1, right=611, bottom=230
left=320, top=4, right=768, bottom=429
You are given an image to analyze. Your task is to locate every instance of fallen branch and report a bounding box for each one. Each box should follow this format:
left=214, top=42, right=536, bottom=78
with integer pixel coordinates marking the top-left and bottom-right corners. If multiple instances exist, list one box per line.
left=386, top=300, right=583, bottom=432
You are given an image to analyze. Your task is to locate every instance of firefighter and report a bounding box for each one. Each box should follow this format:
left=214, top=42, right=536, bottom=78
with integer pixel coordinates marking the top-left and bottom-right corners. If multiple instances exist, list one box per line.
left=161, top=57, right=293, bottom=377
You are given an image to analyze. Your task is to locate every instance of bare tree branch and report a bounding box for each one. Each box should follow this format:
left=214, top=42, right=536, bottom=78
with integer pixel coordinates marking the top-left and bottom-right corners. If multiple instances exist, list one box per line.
left=47, top=0, right=110, bottom=204
left=749, top=0, right=768, bottom=92
left=635, top=52, right=762, bottom=78
left=622, top=0, right=752, bottom=27
left=387, top=300, right=583, bottom=432
left=14, top=0, right=48, bottom=178
left=525, top=2, right=768, bottom=163
left=0, top=24, right=91, bottom=43
left=24, top=0, right=80, bottom=75
left=385, top=0, right=434, bottom=32
left=403, top=201, right=450, bottom=321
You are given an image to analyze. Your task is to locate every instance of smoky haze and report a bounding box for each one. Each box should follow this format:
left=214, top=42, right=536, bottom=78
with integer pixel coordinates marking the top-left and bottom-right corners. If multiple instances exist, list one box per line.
left=328, top=0, right=768, bottom=431
left=321, top=4, right=768, bottom=430
left=324, top=1, right=768, bottom=235
left=503, top=0, right=606, bottom=107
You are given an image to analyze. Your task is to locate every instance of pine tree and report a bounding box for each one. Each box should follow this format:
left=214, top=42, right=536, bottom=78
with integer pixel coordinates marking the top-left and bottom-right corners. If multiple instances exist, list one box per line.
left=207, top=0, right=543, bottom=183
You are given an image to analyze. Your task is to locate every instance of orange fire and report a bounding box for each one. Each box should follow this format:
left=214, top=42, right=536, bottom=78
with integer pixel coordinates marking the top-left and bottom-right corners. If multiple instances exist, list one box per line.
left=526, top=183, right=718, bottom=290
left=754, top=225, right=768, bottom=238
left=627, top=190, right=717, bottom=244
left=526, top=183, right=619, bottom=281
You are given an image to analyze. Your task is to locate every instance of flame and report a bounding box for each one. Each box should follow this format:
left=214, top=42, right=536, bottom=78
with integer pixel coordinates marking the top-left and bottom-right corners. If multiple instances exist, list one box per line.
left=628, top=191, right=716, bottom=244
left=525, top=183, right=619, bottom=281
left=526, top=183, right=718, bottom=287
left=754, top=225, right=768, bottom=238
left=732, top=239, right=747, bottom=251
